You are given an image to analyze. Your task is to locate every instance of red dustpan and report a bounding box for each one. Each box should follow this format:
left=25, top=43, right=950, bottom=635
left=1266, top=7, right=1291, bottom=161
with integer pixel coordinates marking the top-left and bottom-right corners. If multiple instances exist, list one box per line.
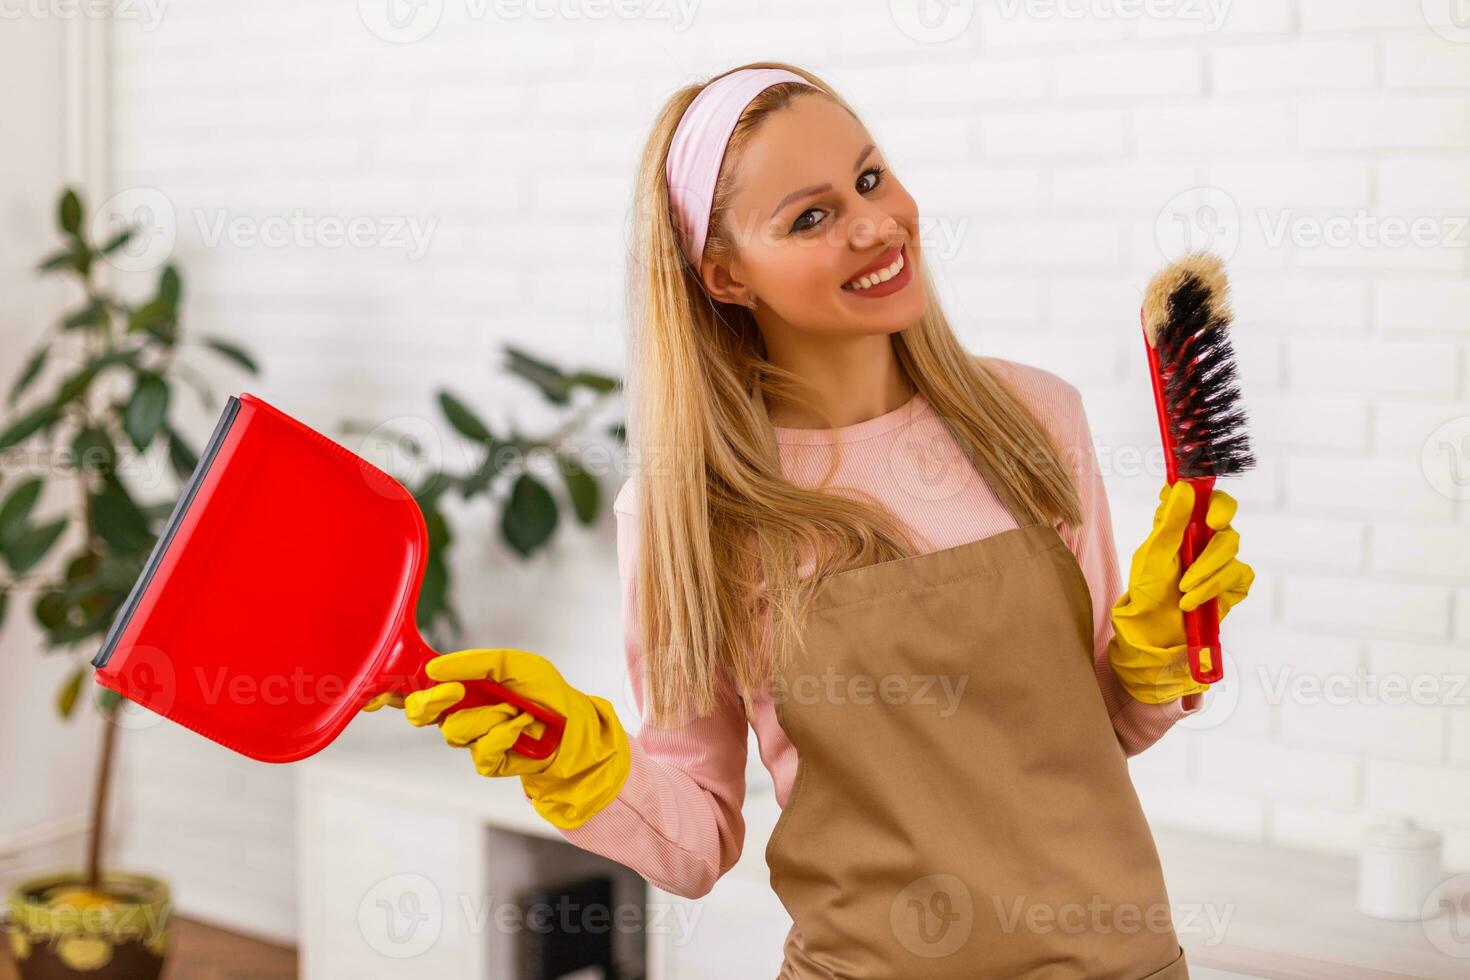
left=90, top=392, right=565, bottom=763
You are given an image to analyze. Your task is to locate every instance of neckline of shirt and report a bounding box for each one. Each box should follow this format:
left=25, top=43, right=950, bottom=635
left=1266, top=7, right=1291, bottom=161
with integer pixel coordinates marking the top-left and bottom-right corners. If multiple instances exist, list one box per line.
left=772, top=390, right=927, bottom=446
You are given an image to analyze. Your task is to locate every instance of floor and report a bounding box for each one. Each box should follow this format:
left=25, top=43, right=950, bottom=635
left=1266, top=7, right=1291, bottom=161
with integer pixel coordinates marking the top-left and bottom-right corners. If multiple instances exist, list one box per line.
left=1, top=915, right=296, bottom=980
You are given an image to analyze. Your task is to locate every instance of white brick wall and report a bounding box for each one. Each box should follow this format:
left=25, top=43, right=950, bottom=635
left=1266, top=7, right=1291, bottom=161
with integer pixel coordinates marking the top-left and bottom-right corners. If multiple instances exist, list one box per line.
left=95, top=0, right=1469, bottom=937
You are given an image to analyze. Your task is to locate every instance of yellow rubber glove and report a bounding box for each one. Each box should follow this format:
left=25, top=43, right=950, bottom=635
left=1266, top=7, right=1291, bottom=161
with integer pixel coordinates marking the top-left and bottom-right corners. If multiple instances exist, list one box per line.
left=370, top=648, right=631, bottom=831
left=1108, top=480, right=1255, bottom=704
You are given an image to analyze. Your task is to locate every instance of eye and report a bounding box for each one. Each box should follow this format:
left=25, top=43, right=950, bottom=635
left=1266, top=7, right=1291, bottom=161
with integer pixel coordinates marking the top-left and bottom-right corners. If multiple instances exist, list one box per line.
left=790, top=165, right=888, bottom=234
left=856, top=165, right=886, bottom=193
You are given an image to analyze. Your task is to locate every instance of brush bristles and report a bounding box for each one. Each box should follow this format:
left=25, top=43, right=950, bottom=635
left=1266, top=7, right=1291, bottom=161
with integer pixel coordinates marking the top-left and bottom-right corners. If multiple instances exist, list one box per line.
left=1146, top=251, right=1256, bottom=479
left=1142, top=251, right=1231, bottom=346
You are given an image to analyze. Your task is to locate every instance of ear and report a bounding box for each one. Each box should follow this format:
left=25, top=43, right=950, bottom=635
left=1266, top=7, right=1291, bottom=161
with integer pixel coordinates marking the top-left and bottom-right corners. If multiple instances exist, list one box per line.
left=700, top=255, right=751, bottom=308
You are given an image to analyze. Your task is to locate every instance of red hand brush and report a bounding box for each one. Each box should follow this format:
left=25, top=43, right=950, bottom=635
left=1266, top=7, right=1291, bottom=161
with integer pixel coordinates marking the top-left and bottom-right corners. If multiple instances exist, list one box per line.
left=1139, top=251, right=1255, bottom=685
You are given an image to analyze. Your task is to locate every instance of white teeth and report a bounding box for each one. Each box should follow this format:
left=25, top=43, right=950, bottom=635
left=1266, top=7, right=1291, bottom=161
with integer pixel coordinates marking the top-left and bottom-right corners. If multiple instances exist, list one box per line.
left=843, top=250, right=905, bottom=291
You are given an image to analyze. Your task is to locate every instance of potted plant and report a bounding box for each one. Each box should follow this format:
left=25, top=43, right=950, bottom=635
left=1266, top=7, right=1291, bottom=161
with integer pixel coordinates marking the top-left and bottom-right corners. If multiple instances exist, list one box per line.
left=1, top=187, right=260, bottom=978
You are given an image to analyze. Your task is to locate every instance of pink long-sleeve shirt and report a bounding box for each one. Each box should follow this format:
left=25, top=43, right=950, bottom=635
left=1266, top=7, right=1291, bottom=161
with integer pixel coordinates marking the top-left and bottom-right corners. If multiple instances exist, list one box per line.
left=559, top=356, right=1202, bottom=899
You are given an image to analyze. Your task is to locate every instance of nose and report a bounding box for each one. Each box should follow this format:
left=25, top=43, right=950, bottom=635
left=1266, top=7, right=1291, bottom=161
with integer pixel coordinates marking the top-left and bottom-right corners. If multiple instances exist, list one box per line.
left=842, top=203, right=904, bottom=252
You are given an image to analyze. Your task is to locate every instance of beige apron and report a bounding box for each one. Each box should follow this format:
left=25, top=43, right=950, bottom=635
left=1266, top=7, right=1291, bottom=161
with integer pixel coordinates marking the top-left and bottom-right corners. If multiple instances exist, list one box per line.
left=764, top=485, right=1190, bottom=979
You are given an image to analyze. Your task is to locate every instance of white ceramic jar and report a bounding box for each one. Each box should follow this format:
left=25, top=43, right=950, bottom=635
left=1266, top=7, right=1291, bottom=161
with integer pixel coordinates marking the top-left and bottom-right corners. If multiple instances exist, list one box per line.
left=1356, top=817, right=1443, bottom=921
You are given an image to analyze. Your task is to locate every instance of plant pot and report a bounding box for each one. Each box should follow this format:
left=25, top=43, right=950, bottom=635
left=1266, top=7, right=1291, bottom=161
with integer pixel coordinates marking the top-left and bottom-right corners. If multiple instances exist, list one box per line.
left=4, top=871, right=169, bottom=979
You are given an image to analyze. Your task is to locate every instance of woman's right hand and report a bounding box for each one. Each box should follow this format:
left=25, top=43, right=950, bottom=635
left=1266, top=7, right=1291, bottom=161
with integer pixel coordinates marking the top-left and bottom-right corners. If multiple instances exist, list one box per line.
left=362, top=648, right=632, bottom=831
left=361, top=685, right=541, bottom=776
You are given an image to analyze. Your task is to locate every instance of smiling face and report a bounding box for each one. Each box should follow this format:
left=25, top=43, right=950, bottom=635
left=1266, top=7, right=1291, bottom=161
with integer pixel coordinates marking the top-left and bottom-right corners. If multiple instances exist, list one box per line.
left=700, top=95, right=926, bottom=340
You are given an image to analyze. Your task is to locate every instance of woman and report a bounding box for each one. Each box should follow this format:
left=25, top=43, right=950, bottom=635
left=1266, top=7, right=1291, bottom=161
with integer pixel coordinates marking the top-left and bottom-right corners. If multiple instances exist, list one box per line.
left=367, top=62, right=1253, bottom=979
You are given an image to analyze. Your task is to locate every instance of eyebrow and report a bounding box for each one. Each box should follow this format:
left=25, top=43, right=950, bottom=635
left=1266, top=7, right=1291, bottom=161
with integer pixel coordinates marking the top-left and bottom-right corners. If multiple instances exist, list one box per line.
left=767, top=143, right=876, bottom=220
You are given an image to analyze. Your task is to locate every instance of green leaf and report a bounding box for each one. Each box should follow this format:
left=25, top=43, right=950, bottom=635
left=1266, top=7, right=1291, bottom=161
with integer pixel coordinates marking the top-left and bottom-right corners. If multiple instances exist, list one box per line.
left=51, top=578, right=110, bottom=625
left=5, top=518, right=67, bottom=575
left=64, top=552, right=98, bottom=584
left=158, top=265, right=181, bottom=308
left=95, top=688, right=122, bottom=713
left=460, top=437, right=510, bottom=499
left=57, top=664, right=85, bottom=718
left=567, top=371, right=619, bottom=395
left=503, top=346, right=571, bottom=405
left=0, top=478, right=43, bottom=550
left=0, top=401, right=61, bottom=452
left=71, top=426, right=117, bottom=479
left=99, top=225, right=137, bottom=256
left=140, top=501, right=176, bottom=522
left=437, top=391, right=492, bottom=443
left=53, top=361, right=103, bottom=409
left=7, top=348, right=48, bottom=408
left=43, top=351, right=138, bottom=422
left=46, top=604, right=119, bottom=646
left=127, top=298, right=177, bottom=345
left=37, top=578, right=102, bottom=640
left=165, top=427, right=198, bottom=482
left=500, top=472, right=557, bottom=557
left=33, top=591, right=68, bottom=630
left=62, top=299, right=109, bottom=331
left=59, top=189, right=82, bottom=237
left=411, top=470, right=456, bottom=506
left=123, top=372, right=169, bottom=451
left=557, top=452, right=599, bottom=524
left=37, top=248, right=75, bottom=273
left=200, top=336, right=258, bottom=375
left=91, top=481, right=153, bottom=553
left=421, top=505, right=452, bottom=551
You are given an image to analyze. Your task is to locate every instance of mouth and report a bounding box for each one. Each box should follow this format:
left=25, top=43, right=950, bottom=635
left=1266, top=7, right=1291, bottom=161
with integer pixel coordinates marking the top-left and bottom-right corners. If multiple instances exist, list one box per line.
left=840, top=242, right=912, bottom=299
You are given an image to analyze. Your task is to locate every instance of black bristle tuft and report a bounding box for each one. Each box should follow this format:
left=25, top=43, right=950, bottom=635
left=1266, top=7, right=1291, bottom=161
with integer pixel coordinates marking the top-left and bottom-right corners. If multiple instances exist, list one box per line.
left=1156, top=273, right=1256, bottom=479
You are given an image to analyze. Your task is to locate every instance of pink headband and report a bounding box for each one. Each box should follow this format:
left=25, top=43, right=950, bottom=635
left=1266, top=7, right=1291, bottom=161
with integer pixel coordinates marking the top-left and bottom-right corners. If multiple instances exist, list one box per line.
left=666, top=67, right=815, bottom=270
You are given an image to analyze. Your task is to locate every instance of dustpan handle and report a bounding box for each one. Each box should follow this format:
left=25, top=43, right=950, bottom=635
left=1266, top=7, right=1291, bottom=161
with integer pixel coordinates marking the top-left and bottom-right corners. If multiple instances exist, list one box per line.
left=424, top=669, right=567, bottom=761
left=459, top=679, right=566, bottom=761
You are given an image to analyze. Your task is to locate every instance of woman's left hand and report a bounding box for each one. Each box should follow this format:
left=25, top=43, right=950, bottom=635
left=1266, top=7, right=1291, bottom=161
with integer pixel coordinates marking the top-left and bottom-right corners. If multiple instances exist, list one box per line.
left=1108, top=481, right=1255, bottom=704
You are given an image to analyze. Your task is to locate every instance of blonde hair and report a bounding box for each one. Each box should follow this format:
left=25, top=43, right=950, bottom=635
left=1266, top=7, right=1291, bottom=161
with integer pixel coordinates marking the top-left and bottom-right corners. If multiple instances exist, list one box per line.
left=624, top=61, right=1081, bottom=729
